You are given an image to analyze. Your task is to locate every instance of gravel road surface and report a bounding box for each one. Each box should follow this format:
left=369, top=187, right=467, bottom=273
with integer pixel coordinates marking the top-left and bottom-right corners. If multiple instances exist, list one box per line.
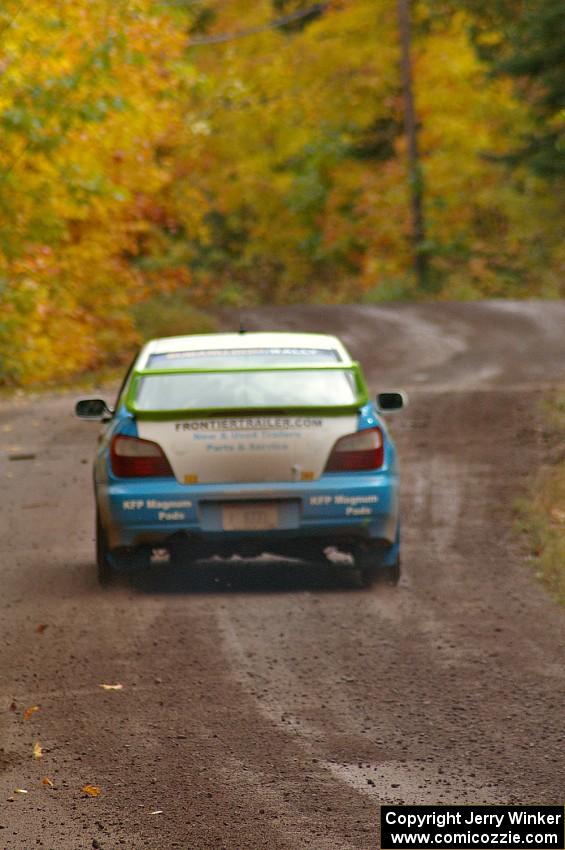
left=1, top=301, right=564, bottom=849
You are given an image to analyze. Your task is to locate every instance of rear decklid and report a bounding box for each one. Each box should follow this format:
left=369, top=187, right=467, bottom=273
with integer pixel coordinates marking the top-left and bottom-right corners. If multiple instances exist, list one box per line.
left=127, top=335, right=369, bottom=484
left=136, top=411, right=359, bottom=484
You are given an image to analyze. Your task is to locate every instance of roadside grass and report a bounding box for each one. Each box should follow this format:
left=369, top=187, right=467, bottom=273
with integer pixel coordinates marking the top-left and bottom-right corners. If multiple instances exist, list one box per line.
left=131, top=291, right=218, bottom=341
left=0, top=365, right=127, bottom=401
left=516, top=394, right=565, bottom=604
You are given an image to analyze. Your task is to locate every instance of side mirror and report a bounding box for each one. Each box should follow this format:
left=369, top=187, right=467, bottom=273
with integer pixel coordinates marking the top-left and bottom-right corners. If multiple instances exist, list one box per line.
left=376, top=391, right=407, bottom=412
left=75, top=399, right=113, bottom=421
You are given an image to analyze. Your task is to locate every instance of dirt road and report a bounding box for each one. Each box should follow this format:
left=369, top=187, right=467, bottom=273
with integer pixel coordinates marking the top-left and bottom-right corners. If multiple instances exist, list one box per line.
left=1, top=301, right=564, bottom=849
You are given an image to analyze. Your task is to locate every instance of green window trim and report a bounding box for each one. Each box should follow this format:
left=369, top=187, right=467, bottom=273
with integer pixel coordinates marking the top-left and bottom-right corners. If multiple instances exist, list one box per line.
left=125, top=363, right=369, bottom=420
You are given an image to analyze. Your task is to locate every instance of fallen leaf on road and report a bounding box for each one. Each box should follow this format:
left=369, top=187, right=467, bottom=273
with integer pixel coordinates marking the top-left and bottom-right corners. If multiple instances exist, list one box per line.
left=36, top=624, right=48, bottom=634
left=24, top=705, right=40, bottom=721
left=9, top=700, right=17, bottom=712
left=41, top=777, right=54, bottom=788
left=82, top=785, right=101, bottom=797
left=33, top=742, right=43, bottom=759
left=550, top=506, right=565, bottom=523
left=99, top=683, right=123, bottom=691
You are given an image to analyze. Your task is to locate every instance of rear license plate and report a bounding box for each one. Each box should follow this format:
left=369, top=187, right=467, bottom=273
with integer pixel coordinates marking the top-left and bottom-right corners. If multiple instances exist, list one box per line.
left=222, top=502, right=279, bottom=531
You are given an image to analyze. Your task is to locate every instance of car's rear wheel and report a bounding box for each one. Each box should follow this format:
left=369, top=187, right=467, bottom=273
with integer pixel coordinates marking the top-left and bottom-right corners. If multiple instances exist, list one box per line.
left=96, top=512, right=115, bottom=586
left=379, top=558, right=401, bottom=586
left=358, top=557, right=401, bottom=588
left=354, top=544, right=401, bottom=588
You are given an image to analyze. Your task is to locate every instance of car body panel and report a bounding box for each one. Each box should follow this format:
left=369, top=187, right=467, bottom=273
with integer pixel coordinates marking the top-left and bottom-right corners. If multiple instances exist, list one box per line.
left=99, top=471, right=398, bottom=550
left=136, top=413, right=358, bottom=484
left=134, top=331, right=353, bottom=369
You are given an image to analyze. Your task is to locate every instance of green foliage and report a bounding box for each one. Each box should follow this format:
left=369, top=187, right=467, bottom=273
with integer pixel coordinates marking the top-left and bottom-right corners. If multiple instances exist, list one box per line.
left=494, top=0, right=565, bottom=178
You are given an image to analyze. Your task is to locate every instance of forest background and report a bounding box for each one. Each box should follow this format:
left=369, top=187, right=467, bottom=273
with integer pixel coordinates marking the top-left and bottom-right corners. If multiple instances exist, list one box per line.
left=0, top=0, right=563, bottom=386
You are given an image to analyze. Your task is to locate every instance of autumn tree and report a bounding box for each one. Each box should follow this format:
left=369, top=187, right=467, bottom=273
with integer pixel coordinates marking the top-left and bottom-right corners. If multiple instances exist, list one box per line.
left=0, top=0, right=187, bottom=384
left=426, top=0, right=565, bottom=177
left=1, top=0, right=563, bottom=386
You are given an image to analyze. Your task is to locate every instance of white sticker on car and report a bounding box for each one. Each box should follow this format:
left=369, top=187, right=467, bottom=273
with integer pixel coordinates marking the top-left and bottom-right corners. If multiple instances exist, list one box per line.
left=121, top=499, right=193, bottom=511
left=137, top=415, right=357, bottom=484
left=309, top=495, right=379, bottom=506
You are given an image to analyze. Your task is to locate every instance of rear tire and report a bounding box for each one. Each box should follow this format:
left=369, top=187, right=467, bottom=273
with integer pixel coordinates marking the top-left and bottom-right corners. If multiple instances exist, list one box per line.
left=379, top=558, right=401, bottom=586
left=96, top=512, right=115, bottom=586
left=355, top=549, right=401, bottom=588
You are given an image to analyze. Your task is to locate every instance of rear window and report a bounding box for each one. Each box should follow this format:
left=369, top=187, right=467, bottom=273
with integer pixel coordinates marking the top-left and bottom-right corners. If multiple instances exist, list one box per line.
left=133, top=369, right=358, bottom=412
left=147, top=347, right=341, bottom=369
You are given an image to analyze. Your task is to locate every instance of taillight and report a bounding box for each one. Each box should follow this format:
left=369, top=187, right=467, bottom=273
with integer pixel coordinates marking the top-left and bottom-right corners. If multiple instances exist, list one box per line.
left=110, top=435, right=173, bottom=478
left=325, top=427, right=384, bottom=472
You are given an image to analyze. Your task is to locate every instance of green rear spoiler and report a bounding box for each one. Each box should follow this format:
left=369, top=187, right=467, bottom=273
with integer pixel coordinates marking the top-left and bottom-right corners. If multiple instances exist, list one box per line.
left=125, top=363, right=369, bottom=420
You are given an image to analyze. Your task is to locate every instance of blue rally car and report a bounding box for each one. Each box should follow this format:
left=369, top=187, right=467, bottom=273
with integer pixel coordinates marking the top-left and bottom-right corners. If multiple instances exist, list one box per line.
left=76, top=332, right=405, bottom=585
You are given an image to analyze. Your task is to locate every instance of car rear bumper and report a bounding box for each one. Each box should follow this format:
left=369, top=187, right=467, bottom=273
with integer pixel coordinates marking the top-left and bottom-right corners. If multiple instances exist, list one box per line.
left=98, top=472, right=399, bottom=554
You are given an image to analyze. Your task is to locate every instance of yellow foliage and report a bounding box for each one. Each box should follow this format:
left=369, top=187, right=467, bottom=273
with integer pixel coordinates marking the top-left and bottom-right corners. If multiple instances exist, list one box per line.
left=0, top=0, right=563, bottom=385
left=0, top=0, right=187, bottom=384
